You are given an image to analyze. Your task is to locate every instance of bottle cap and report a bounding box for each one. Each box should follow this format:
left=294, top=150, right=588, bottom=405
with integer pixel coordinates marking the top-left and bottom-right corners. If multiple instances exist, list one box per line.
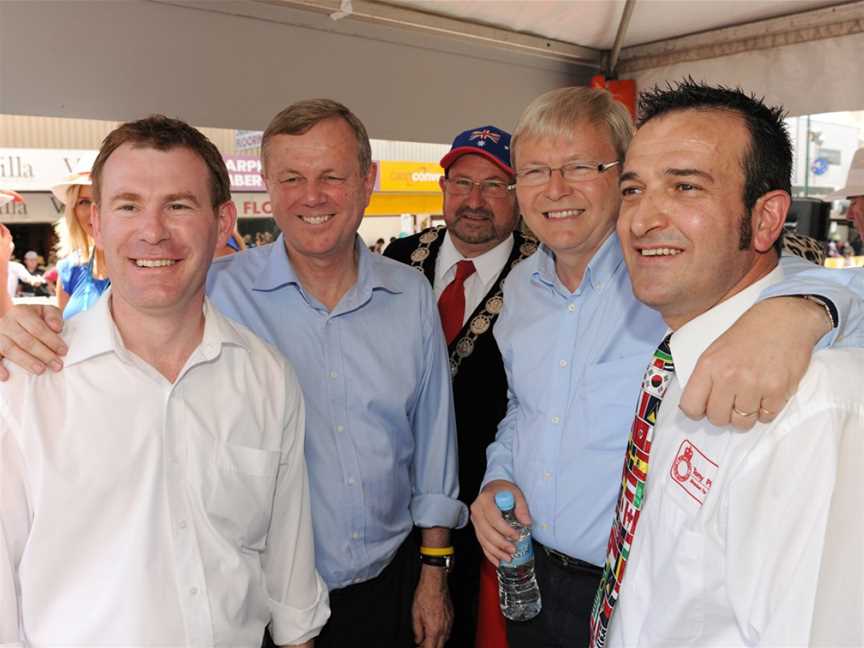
left=494, top=490, right=515, bottom=511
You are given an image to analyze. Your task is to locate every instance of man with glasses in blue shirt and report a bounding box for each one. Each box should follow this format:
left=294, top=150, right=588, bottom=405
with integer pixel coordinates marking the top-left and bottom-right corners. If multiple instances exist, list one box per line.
left=470, top=86, right=864, bottom=648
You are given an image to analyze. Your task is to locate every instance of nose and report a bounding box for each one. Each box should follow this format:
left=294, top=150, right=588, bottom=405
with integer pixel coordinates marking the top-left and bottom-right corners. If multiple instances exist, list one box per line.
left=624, top=190, right=667, bottom=239
left=542, top=168, right=573, bottom=201
left=139, top=205, right=170, bottom=244
left=302, top=178, right=327, bottom=206
left=464, top=182, right=487, bottom=209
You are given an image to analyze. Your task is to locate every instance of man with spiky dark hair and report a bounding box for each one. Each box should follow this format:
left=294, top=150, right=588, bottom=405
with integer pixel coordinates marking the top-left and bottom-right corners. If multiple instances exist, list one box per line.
left=597, top=80, right=864, bottom=648
left=471, top=83, right=864, bottom=648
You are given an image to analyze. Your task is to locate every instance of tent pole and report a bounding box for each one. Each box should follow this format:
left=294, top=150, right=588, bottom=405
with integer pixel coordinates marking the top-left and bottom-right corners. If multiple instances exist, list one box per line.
left=607, top=0, right=637, bottom=77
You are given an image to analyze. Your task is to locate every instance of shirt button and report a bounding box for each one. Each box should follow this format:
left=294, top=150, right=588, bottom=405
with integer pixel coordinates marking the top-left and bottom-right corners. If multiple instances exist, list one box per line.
left=347, top=477, right=356, bottom=485
left=178, top=520, right=187, bottom=529
left=543, top=471, right=552, bottom=480
left=189, top=587, right=198, bottom=596
left=551, top=416, right=560, bottom=424
left=541, top=522, right=549, bottom=529
left=559, top=359, right=568, bottom=368
left=352, top=532, right=360, bottom=540
left=336, top=425, right=344, bottom=433
left=329, top=371, right=338, bottom=379
left=568, top=303, right=576, bottom=312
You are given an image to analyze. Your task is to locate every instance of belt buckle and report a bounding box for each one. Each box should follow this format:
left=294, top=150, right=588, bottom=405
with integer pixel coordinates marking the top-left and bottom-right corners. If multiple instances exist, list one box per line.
left=552, top=548, right=572, bottom=569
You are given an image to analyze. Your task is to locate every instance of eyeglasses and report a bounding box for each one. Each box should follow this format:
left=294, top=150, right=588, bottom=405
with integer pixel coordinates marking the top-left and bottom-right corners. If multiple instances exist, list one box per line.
left=514, top=160, right=621, bottom=187
left=444, top=177, right=513, bottom=199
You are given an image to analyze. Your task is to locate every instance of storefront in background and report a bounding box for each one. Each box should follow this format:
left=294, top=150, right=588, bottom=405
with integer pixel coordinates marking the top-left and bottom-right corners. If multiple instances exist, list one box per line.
left=1, top=149, right=445, bottom=257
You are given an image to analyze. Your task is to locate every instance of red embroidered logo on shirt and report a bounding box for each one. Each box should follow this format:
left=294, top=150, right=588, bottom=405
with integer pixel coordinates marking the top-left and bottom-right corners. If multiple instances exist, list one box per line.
left=670, top=440, right=718, bottom=505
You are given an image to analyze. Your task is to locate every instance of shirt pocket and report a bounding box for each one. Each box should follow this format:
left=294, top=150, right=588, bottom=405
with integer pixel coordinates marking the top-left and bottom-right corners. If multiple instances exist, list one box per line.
left=580, top=354, right=646, bottom=452
left=203, top=442, right=281, bottom=552
left=640, top=481, right=706, bottom=642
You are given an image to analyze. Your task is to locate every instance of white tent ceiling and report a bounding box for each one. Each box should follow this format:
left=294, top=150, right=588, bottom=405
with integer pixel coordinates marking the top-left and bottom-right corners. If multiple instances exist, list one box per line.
left=1, top=0, right=862, bottom=140
left=332, top=0, right=864, bottom=116
left=385, top=0, right=844, bottom=50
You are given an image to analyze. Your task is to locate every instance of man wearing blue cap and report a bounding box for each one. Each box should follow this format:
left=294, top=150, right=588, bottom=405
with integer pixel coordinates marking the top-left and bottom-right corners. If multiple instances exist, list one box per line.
left=385, top=126, right=532, bottom=646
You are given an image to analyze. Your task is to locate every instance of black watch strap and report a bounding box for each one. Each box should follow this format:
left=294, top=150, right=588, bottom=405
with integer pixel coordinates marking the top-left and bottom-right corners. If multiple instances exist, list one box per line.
left=419, top=553, right=453, bottom=571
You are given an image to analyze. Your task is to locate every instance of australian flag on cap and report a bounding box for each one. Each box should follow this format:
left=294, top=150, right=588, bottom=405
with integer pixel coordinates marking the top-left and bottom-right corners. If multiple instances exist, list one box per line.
left=439, top=125, right=513, bottom=176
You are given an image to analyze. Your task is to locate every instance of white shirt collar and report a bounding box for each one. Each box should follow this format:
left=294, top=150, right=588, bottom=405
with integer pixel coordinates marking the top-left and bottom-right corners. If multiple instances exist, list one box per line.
left=670, top=265, right=784, bottom=389
left=437, top=229, right=514, bottom=285
left=64, top=288, right=249, bottom=369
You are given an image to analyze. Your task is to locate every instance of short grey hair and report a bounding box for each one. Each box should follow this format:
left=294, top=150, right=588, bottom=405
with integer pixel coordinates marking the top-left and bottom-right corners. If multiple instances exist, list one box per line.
left=262, top=98, right=372, bottom=176
left=511, top=87, right=634, bottom=167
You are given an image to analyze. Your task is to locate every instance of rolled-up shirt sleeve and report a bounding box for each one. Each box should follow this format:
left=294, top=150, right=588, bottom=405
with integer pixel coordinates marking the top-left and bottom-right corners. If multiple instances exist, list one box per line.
left=264, top=365, right=330, bottom=646
left=409, top=286, right=469, bottom=530
left=0, top=402, right=28, bottom=647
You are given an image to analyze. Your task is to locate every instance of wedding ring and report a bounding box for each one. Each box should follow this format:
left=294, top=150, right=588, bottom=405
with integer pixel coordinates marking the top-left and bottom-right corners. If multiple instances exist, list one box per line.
left=732, top=406, right=758, bottom=417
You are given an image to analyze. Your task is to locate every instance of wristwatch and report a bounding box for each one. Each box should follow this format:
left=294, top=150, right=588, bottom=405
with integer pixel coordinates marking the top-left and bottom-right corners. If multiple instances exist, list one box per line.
left=419, top=545, right=455, bottom=573
left=419, top=553, right=454, bottom=572
left=800, top=295, right=837, bottom=329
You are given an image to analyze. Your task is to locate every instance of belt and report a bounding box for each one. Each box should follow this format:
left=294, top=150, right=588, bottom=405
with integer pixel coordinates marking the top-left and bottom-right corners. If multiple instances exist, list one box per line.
left=537, top=542, right=602, bottom=575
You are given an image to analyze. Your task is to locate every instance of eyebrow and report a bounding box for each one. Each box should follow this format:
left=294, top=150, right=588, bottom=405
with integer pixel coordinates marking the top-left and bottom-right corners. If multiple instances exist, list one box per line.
left=164, top=192, right=201, bottom=207
left=109, top=192, right=142, bottom=203
left=108, top=191, right=201, bottom=206
left=452, top=173, right=509, bottom=183
left=665, top=168, right=714, bottom=182
left=277, top=167, right=344, bottom=176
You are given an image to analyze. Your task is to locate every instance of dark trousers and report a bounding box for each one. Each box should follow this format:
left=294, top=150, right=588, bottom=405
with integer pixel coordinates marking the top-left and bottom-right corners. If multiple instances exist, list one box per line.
left=263, top=534, right=420, bottom=648
left=506, top=542, right=602, bottom=648
left=447, top=522, right=484, bottom=647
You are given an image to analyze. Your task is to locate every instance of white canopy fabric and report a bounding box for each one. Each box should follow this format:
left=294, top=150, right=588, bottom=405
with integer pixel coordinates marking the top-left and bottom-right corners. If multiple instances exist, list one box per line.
left=382, top=0, right=864, bottom=116
left=1, top=0, right=861, bottom=140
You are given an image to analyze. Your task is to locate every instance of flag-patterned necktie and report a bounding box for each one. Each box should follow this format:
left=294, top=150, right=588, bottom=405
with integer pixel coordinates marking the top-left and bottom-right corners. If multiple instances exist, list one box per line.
left=438, top=259, right=476, bottom=344
left=589, top=334, right=675, bottom=648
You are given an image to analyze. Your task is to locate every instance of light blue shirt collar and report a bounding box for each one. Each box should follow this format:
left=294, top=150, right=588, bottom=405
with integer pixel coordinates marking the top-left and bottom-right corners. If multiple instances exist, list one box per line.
left=533, top=232, right=624, bottom=296
left=251, top=235, right=403, bottom=313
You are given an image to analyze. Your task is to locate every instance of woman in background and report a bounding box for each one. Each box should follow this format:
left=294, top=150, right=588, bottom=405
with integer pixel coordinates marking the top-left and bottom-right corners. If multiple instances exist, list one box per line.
left=52, top=157, right=110, bottom=318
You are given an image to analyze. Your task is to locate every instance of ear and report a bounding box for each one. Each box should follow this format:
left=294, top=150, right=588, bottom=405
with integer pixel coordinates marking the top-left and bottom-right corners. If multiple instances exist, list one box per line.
left=214, top=200, right=238, bottom=253
left=751, top=190, right=790, bottom=253
left=362, top=161, right=377, bottom=206
left=438, top=174, right=447, bottom=193
left=91, top=202, right=105, bottom=251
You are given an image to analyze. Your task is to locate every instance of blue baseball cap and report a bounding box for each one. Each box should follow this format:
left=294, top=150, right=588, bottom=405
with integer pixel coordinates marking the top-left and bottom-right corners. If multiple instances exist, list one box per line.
left=440, top=126, right=513, bottom=176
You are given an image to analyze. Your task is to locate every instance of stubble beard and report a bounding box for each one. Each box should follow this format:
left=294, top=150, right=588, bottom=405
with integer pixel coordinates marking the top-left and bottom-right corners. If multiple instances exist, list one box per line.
left=449, top=206, right=498, bottom=245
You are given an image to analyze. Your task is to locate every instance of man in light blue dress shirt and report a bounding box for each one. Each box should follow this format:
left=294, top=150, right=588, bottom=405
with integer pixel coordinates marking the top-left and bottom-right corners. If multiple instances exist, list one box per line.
left=207, top=100, right=468, bottom=648
left=0, top=100, right=468, bottom=648
left=470, top=86, right=864, bottom=648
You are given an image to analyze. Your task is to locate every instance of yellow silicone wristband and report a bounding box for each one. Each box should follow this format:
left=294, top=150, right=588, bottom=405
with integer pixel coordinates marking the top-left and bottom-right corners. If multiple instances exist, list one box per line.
left=419, top=545, right=455, bottom=557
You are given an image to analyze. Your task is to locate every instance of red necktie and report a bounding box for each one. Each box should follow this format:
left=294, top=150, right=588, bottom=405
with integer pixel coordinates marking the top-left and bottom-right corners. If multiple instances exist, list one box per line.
left=438, top=259, right=476, bottom=345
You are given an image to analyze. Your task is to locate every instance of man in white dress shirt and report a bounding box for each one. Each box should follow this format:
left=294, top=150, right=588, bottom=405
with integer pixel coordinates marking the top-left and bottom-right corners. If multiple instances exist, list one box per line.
left=604, top=80, right=864, bottom=647
left=0, top=116, right=328, bottom=647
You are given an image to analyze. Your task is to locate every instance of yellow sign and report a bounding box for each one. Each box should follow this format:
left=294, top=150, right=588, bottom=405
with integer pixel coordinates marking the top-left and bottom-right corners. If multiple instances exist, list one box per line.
left=378, top=161, right=444, bottom=193
left=825, top=256, right=864, bottom=268
left=366, top=193, right=443, bottom=217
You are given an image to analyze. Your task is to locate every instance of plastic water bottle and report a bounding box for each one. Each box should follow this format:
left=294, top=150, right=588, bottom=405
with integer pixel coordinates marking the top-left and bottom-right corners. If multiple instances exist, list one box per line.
left=495, top=490, right=542, bottom=621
